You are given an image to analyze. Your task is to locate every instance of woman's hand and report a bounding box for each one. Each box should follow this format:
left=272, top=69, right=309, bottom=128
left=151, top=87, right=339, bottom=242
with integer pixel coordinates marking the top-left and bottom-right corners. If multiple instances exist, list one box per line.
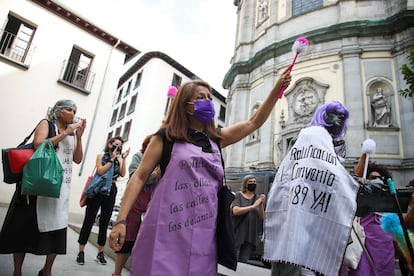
left=110, top=147, right=118, bottom=161
left=64, top=120, right=83, bottom=135
left=122, top=147, right=131, bottom=159
left=75, top=119, right=86, bottom=138
left=219, top=67, right=292, bottom=148
left=72, top=120, right=85, bottom=164
left=109, top=224, right=126, bottom=252
left=257, top=194, right=266, bottom=220
left=253, top=194, right=266, bottom=207
left=259, top=194, right=266, bottom=204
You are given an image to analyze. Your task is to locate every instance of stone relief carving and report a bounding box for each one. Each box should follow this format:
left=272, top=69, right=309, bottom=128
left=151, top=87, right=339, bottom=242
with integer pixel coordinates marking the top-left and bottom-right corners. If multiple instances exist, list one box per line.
left=277, top=77, right=328, bottom=161
left=293, top=88, right=318, bottom=117
left=285, top=77, right=328, bottom=124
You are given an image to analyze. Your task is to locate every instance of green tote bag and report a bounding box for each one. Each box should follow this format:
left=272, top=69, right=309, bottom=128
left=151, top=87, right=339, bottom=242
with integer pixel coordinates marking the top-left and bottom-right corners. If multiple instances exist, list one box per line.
left=21, top=139, right=63, bottom=198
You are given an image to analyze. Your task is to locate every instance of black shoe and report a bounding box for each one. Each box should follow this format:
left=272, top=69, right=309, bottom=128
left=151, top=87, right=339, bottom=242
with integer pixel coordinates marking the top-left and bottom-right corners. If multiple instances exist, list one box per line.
left=96, top=252, right=107, bottom=265
left=76, top=251, right=85, bottom=265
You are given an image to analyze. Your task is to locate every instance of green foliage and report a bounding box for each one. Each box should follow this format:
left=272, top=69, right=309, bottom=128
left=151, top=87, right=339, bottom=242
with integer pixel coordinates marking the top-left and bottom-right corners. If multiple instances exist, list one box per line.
left=400, top=43, right=414, bottom=98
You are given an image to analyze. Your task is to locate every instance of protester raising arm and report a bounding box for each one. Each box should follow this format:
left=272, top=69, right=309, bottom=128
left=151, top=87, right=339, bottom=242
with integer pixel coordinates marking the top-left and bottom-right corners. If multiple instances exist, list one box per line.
left=110, top=70, right=290, bottom=252
left=109, top=69, right=291, bottom=275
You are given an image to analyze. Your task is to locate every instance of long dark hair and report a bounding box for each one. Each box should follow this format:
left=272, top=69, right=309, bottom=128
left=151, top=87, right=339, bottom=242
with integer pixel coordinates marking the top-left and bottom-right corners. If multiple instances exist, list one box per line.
left=367, top=162, right=392, bottom=181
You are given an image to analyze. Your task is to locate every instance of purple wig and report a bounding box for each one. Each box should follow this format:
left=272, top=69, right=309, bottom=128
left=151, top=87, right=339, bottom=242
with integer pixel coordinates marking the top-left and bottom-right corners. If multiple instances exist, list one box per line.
left=310, top=101, right=349, bottom=138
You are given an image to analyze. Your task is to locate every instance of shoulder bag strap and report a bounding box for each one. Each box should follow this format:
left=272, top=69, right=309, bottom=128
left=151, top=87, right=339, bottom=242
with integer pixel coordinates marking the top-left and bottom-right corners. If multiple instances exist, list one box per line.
left=17, top=127, right=36, bottom=147
left=18, top=118, right=54, bottom=147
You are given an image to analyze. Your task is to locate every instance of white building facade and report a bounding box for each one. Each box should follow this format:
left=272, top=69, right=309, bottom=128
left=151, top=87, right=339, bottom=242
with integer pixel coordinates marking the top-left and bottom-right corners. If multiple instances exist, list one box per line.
left=223, top=0, right=414, bottom=186
left=0, top=0, right=140, bottom=221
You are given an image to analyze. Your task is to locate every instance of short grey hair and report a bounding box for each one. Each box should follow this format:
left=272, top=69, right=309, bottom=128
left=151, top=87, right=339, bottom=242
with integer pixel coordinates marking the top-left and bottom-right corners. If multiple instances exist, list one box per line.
left=48, top=99, right=76, bottom=122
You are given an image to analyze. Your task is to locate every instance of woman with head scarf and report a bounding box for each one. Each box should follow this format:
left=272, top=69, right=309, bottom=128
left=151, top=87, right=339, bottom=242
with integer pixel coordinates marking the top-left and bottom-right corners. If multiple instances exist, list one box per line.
left=0, top=99, right=86, bottom=276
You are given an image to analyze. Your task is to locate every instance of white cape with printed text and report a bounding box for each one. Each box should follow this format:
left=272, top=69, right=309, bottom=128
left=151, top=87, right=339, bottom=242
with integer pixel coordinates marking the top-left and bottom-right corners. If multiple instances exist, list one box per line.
left=264, top=126, right=358, bottom=276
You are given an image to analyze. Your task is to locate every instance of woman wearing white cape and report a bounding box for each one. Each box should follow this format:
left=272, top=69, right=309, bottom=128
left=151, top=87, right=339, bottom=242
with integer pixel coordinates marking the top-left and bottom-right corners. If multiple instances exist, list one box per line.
left=264, top=101, right=359, bottom=276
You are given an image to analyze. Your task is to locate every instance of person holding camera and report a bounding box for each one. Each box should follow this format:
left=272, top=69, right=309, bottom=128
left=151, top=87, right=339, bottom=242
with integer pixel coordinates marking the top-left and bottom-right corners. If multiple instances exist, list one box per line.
left=76, top=136, right=129, bottom=265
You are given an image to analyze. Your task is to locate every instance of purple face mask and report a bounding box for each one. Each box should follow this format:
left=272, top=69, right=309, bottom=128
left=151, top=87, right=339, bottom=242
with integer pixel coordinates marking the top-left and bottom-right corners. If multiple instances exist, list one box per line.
left=188, top=100, right=215, bottom=125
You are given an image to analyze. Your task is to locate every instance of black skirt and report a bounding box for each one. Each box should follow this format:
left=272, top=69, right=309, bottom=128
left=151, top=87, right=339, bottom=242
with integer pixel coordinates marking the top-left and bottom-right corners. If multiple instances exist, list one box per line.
left=0, top=183, right=67, bottom=255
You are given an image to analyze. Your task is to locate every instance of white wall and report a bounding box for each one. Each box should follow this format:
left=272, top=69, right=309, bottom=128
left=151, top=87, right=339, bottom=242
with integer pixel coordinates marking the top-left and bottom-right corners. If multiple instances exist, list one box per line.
left=0, top=0, right=129, bottom=220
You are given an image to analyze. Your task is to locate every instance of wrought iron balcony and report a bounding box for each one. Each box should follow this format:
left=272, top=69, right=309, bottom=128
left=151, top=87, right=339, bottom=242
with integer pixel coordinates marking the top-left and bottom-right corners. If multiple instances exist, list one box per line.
left=0, top=29, right=35, bottom=66
left=59, top=60, right=95, bottom=92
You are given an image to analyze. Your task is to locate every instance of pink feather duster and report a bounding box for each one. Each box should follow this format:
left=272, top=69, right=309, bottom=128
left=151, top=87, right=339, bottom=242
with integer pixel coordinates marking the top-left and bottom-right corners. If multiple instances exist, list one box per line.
left=278, top=36, right=310, bottom=98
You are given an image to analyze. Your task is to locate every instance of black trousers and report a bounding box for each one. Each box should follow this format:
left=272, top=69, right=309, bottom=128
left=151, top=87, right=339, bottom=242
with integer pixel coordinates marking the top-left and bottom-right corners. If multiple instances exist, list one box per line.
left=78, top=184, right=117, bottom=246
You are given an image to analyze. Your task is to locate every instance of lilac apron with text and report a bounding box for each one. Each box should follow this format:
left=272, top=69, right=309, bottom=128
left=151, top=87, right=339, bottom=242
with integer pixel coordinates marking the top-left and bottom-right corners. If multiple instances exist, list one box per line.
left=130, top=140, right=224, bottom=276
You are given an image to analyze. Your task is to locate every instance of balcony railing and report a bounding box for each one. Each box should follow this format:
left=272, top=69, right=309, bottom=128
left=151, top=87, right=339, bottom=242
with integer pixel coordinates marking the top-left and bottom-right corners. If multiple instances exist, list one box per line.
left=0, top=29, right=36, bottom=66
left=59, top=60, right=95, bottom=92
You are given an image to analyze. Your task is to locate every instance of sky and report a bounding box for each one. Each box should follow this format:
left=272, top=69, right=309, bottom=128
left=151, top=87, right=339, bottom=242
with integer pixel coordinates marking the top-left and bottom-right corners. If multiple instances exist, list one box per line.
left=57, top=0, right=238, bottom=96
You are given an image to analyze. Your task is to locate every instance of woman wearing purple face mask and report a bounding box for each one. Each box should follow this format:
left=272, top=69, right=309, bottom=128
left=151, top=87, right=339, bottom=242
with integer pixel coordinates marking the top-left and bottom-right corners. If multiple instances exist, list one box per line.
left=109, top=69, right=291, bottom=276
left=186, top=99, right=216, bottom=125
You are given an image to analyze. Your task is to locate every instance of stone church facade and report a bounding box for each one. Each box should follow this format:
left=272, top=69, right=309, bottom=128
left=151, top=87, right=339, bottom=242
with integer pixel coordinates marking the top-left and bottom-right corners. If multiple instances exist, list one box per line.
left=223, top=0, right=414, bottom=186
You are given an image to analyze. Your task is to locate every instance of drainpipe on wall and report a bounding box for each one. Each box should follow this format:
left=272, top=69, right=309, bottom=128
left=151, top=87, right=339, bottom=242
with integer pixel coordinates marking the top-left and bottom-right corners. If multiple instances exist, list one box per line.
left=78, top=39, right=121, bottom=175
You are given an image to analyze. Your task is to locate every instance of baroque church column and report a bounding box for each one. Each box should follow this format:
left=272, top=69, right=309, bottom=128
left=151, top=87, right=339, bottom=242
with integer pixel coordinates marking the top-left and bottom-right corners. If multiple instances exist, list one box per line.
left=223, top=75, right=251, bottom=171
left=340, top=43, right=365, bottom=158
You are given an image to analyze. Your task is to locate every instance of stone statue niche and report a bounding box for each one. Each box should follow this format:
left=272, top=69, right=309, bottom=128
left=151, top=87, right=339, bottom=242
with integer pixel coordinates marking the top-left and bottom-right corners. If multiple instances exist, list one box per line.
left=370, top=85, right=392, bottom=127
left=257, top=0, right=268, bottom=23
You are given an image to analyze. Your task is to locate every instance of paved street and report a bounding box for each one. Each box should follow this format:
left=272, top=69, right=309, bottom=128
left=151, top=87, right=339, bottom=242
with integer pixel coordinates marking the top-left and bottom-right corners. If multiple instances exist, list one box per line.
left=0, top=203, right=404, bottom=276
left=0, top=204, right=127, bottom=276
left=0, top=204, right=271, bottom=276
